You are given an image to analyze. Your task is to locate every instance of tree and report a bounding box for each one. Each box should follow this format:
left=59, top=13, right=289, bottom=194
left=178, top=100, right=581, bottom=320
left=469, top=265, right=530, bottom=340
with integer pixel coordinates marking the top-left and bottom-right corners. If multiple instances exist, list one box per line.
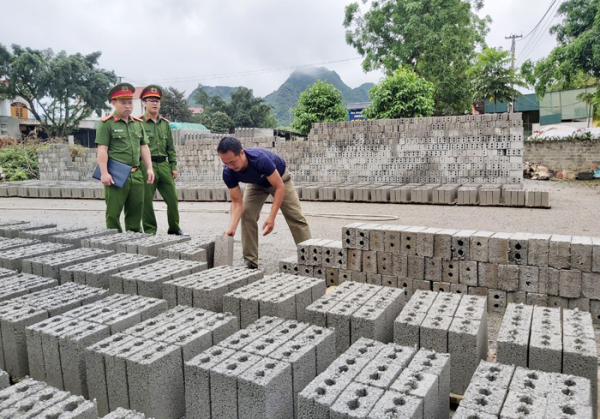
left=159, top=87, right=193, bottom=122
left=344, top=0, right=490, bottom=115
left=291, top=80, right=347, bottom=135
left=522, top=0, right=600, bottom=97
left=467, top=47, right=526, bottom=113
left=363, top=68, right=434, bottom=120
left=0, top=44, right=116, bottom=138
left=193, top=86, right=277, bottom=132
left=576, top=91, right=596, bottom=128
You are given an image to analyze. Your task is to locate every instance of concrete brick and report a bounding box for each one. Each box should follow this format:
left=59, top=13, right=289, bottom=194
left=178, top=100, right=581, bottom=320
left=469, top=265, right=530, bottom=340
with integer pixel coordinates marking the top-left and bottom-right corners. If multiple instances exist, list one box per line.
left=592, top=236, right=600, bottom=273
left=452, top=230, right=476, bottom=261
left=366, top=391, right=423, bottom=419
left=433, top=229, right=458, bottom=260
left=519, top=265, right=539, bottom=293
left=559, top=269, right=582, bottom=298
left=424, top=257, right=442, bottom=282
left=549, top=235, right=571, bottom=269
left=488, top=289, right=507, bottom=313
left=498, top=264, right=519, bottom=291
left=448, top=316, right=487, bottom=394
left=390, top=369, right=438, bottom=419
left=509, top=232, right=532, bottom=265
left=470, top=231, right=494, bottom=262
left=330, top=381, right=385, bottom=419
left=384, top=225, right=408, bottom=253
left=416, top=227, right=440, bottom=257
left=571, top=236, right=593, bottom=272
left=459, top=260, right=478, bottom=286
left=489, top=232, right=511, bottom=264
left=528, top=233, right=551, bottom=267
left=442, top=259, right=459, bottom=284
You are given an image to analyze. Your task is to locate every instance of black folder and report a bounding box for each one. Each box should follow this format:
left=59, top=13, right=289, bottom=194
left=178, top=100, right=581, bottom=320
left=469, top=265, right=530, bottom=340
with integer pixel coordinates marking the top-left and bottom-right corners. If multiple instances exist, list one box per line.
left=92, top=158, right=132, bottom=188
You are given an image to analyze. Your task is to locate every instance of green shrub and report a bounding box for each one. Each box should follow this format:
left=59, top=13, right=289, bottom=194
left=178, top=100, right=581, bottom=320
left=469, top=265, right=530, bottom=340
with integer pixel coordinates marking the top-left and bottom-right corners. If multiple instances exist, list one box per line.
left=0, top=144, right=47, bottom=181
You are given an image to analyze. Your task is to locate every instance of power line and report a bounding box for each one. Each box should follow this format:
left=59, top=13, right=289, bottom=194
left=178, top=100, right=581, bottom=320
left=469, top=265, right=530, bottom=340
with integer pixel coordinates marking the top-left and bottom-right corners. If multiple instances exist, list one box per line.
left=517, top=0, right=559, bottom=41
left=124, top=57, right=363, bottom=85
left=516, top=0, right=563, bottom=65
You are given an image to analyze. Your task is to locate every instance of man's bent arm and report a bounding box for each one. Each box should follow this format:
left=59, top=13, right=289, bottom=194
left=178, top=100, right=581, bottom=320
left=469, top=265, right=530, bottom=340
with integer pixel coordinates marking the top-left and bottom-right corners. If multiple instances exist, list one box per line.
left=225, top=186, right=244, bottom=235
left=263, top=170, right=286, bottom=235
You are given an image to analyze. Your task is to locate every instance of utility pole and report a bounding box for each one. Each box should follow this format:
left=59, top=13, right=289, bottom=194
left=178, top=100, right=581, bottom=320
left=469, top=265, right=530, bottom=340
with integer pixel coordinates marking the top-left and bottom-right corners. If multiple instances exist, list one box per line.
left=117, top=76, right=124, bottom=83
left=505, top=34, right=522, bottom=113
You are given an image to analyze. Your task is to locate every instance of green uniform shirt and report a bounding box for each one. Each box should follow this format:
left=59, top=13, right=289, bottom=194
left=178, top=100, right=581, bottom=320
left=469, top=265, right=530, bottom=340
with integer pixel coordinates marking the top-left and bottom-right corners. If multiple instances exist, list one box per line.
left=141, top=114, right=178, bottom=171
left=95, top=114, right=148, bottom=167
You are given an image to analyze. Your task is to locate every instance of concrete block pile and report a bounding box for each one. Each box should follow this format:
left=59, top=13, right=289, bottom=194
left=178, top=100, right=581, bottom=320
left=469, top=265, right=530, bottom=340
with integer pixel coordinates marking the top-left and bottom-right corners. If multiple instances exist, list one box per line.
left=289, top=223, right=600, bottom=321
left=0, top=377, right=98, bottom=418
left=86, top=305, right=238, bottom=417
left=162, top=265, right=263, bottom=310
left=21, top=247, right=114, bottom=280
left=0, top=282, right=108, bottom=379
left=82, top=232, right=153, bottom=252
left=114, top=234, right=190, bottom=256
left=0, top=237, right=40, bottom=251
left=103, top=407, right=148, bottom=419
left=0, top=272, right=57, bottom=302
left=223, top=273, right=326, bottom=328
left=454, top=360, right=594, bottom=419
left=394, top=290, right=488, bottom=394
left=49, top=227, right=119, bottom=247
left=109, top=259, right=207, bottom=298
left=18, top=226, right=86, bottom=241
left=61, top=253, right=157, bottom=289
left=497, top=304, right=598, bottom=405
left=299, top=337, right=450, bottom=419
left=158, top=238, right=215, bottom=265
left=305, top=281, right=405, bottom=354
left=185, top=315, right=335, bottom=419
left=25, top=294, right=166, bottom=398
left=0, top=221, right=57, bottom=238
left=0, top=242, right=73, bottom=270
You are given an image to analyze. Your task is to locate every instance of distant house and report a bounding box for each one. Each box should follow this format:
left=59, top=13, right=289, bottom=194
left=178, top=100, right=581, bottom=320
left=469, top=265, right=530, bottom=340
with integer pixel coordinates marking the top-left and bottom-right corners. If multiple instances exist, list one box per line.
left=0, top=93, right=40, bottom=138
left=189, top=107, right=204, bottom=115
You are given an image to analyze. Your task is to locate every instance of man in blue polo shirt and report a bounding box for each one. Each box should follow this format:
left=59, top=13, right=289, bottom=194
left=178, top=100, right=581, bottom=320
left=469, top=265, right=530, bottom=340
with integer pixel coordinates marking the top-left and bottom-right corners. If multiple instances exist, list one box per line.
left=218, top=136, right=311, bottom=269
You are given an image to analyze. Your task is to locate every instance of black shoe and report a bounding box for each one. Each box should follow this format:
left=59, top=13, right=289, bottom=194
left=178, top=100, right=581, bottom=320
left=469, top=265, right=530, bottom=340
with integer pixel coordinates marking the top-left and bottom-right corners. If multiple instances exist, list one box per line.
left=168, top=230, right=189, bottom=236
left=245, top=261, right=259, bottom=269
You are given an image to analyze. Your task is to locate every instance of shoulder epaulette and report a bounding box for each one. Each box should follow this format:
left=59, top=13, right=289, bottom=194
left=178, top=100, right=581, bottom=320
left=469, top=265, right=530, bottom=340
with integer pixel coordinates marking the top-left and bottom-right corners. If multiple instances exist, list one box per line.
left=160, top=115, right=170, bottom=123
left=131, top=116, right=143, bottom=122
left=101, top=115, right=112, bottom=122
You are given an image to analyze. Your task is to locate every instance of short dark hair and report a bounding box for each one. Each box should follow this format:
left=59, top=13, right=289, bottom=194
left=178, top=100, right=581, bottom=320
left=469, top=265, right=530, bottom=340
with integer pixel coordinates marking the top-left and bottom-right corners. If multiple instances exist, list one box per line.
left=217, top=137, right=243, bottom=155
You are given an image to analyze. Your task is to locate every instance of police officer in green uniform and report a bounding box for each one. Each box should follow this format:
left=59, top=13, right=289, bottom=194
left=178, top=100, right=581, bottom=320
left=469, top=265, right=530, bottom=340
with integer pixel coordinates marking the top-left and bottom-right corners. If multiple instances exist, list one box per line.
left=139, top=85, right=186, bottom=236
left=95, top=83, right=155, bottom=233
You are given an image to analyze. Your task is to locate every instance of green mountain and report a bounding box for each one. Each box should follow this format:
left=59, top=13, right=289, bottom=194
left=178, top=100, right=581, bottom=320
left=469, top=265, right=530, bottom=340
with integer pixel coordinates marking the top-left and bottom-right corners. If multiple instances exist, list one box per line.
left=187, top=67, right=374, bottom=126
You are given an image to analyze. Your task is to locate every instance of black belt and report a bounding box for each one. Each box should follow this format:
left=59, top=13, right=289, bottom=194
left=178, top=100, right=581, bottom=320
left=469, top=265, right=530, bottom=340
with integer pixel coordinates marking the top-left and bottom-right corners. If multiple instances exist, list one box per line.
left=151, top=156, right=167, bottom=163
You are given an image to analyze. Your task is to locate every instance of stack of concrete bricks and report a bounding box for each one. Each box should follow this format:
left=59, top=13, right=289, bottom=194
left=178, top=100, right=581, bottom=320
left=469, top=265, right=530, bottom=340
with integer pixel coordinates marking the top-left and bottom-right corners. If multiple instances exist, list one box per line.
left=86, top=305, right=238, bottom=417
left=61, top=253, right=157, bottom=289
left=305, top=222, right=600, bottom=321
left=0, top=377, right=98, bottom=418
left=394, top=290, right=488, bottom=394
left=103, top=407, right=149, bottom=419
left=497, top=303, right=598, bottom=407
left=21, top=248, right=115, bottom=281
left=454, top=360, right=594, bottom=419
left=162, top=265, right=263, bottom=310
left=82, top=231, right=152, bottom=251
left=299, top=337, right=450, bottom=419
left=18, top=226, right=86, bottom=241
left=0, top=272, right=57, bottom=302
left=223, top=273, right=326, bottom=328
left=185, top=315, right=335, bottom=419
left=0, top=241, right=74, bottom=270
left=113, top=235, right=190, bottom=256
left=109, top=259, right=207, bottom=298
left=49, top=227, right=118, bottom=248
left=25, top=294, right=167, bottom=399
left=0, top=283, right=108, bottom=379
left=38, top=143, right=98, bottom=182
left=0, top=236, right=40, bottom=251
left=296, top=239, right=347, bottom=286
left=158, top=238, right=215, bottom=265
left=305, top=281, right=405, bottom=354
left=0, top=221, right=57, bottom=238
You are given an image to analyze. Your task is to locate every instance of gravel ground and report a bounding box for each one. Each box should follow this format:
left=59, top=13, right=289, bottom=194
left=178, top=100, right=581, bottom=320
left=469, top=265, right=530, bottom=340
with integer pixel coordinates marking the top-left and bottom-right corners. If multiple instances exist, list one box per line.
left=0, top=178, right=599, bottom=410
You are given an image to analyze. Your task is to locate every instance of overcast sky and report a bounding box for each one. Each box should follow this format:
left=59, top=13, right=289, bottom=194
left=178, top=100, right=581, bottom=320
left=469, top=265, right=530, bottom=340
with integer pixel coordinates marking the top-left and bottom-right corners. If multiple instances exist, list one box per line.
left=0, top=0, right=560, bottom=98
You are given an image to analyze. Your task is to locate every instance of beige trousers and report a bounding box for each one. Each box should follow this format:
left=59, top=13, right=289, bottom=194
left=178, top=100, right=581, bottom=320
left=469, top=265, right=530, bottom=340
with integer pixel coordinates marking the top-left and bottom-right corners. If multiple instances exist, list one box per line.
left=241, top=170, right=312, bottom=265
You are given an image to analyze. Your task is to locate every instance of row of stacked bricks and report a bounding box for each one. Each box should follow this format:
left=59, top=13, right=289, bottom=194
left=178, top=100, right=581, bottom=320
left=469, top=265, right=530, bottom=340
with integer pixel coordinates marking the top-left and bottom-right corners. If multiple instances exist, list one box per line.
left=297, top=113, right=523, bottom=185
left=496, top=303, right=598, bottom=412
left=394, top=290, right=488, bottom=395
left=299, top=337, right=450, bottom=419
left=294, top=182, right=549, bottom=208
left=0, top=179, right=551, bottom=208
left=454, top=360, right=594, bottom=419
left=288, top=222, right=600, bottom=321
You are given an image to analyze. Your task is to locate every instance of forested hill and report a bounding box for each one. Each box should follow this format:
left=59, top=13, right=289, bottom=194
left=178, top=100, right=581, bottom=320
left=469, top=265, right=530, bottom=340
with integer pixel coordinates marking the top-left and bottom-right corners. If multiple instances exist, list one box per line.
left=187, top=67, right=374, bottom=126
